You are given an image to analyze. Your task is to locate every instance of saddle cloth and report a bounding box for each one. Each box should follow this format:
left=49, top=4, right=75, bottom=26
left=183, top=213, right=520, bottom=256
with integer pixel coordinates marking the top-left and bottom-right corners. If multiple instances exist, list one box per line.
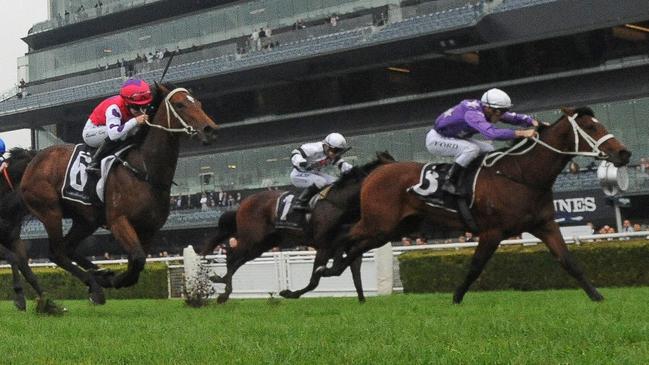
left=408, top=157, right=483, bottom=213
left=61, top=144, right=133, bottom=206
left=273, top=187, right=329, bottom=230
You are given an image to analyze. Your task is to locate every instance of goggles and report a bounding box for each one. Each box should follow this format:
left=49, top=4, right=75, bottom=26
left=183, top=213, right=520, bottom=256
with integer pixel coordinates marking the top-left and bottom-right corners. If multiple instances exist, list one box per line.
left=125, top=90, right=152, bottom=103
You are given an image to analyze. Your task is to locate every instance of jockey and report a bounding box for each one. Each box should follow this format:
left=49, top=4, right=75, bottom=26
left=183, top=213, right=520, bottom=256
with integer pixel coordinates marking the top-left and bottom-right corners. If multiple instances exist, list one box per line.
left=427, top=88, right=538, bottom=194
left=82, top=78, right=152, bottom=173
left=289, top=132, right=353, bottom=212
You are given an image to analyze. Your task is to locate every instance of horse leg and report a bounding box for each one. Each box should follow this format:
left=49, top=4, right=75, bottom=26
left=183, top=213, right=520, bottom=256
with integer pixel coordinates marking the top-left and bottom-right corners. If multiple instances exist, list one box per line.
left=349, top=255, right=365, bottom=303
left=453, top=230, right=502, bottom=304
left=0, top=245, right=26, bottom=311
left=63, top=222, right=114, bottom=288
left=215, top=253, right=251, bottom=304
left=38, top=212, right=106, bottom=305
left=279, top=247, right=333, bottom=299
left=108, top=216, right=146, bottom=289
left=531, top=221, right=603, bottom=301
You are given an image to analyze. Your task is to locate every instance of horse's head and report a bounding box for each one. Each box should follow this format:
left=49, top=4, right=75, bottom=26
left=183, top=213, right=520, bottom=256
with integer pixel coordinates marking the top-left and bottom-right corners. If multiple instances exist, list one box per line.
left=150, top=82, right=219, bottom=144
left=558, top=107, right=631, bottom=167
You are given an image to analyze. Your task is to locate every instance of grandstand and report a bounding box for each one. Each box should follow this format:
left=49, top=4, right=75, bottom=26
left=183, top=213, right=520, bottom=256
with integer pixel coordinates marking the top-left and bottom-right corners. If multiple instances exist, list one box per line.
left=2, top=0, right=649, bottom=258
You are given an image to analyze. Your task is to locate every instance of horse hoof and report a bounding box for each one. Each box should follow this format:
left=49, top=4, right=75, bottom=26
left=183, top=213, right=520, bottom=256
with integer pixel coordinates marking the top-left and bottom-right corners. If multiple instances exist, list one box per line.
left=216, top=294, right=229, bottom=304
left=452, top=293, right=464, bottom=304
left=88, top=288, right=106, bottom=305
left=14, top=296, right=27, bottom=311
left=279, top=290, right=298, bottom=299
left=358, top=297, right=366, bottom=304
left=590, top=292, right=605, bottom=302
left=36, top=297, right=66, bottom=316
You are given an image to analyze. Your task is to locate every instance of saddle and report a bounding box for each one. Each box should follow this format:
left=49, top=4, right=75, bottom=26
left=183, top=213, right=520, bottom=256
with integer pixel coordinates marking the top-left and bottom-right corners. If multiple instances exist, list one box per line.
left=273, top=186, right=331, bottom=230
left=407, top=157, right=485, bottom=232
left=61, top=144, right=134, bottom=206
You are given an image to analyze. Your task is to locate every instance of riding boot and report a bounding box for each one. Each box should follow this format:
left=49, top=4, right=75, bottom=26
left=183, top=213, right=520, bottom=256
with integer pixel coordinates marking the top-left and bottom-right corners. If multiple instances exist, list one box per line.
left=441, top=163, right=466, bottom=195
left=86, top=138, right=119, bottom=174
left=291, top=184, right=320, bottom=212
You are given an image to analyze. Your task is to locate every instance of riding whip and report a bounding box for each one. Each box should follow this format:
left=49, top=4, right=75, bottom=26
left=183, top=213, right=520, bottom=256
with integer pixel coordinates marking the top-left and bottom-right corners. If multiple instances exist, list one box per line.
left=159, top=53, right=175, bottom=83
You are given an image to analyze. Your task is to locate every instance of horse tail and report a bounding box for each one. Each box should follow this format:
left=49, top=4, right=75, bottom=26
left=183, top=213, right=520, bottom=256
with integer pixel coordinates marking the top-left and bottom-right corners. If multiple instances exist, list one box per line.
left=201, top=210, right=238, bottom=255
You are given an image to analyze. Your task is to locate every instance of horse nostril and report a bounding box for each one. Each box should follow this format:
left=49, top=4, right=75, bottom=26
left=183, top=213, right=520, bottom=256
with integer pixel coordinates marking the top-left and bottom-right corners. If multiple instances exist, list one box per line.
left=619, top=149, right=631, bottom=163
left=204, top=126, right=218, bottom=140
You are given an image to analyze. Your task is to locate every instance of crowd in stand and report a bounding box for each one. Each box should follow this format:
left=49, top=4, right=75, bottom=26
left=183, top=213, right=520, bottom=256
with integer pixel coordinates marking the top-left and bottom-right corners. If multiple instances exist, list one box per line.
left=170, top=190, right=243, bottom=211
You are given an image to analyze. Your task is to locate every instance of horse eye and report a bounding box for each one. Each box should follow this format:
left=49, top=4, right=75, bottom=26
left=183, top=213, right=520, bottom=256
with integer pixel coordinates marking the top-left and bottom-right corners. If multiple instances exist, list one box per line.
left=174, top=103, right=185, bottom=109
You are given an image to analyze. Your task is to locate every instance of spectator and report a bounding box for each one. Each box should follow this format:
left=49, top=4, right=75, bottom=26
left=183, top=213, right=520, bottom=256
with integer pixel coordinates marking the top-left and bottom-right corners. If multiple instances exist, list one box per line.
left=622, top=219, right=633, bottom=233
left=400, top=237, right=412, bottom=246
left=200, top=193, right=208, bottom=211
left=250, top=29, right=260, bottom=51
left=294, top=19, right=306, bottom=30
left=330, top=14, right=339, bottom=27
left=586, top=221, right=595, bottom=234
left=103, top=252, right=111, bottom=260
left=633, top=223, right=642, bottom=232
left=415, top=237, right=426, bottom=245
left=464, top=231, right=474, bottom=242
left=458, top=235, right=466, bottom=243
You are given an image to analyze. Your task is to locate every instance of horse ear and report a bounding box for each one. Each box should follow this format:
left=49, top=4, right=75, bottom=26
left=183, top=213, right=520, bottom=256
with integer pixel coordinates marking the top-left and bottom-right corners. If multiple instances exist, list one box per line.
left=561, top=107, right=575, bottom=116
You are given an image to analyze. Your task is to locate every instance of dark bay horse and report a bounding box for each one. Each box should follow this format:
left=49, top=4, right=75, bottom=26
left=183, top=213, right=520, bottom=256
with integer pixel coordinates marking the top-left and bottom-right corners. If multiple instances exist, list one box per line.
left=320, top=107, right=630, bottom=303
left=0, top=147, right=63, bottom=313
left=202, top=152, right=395, bottom=303
left=19, top=83, right=219, bottom=305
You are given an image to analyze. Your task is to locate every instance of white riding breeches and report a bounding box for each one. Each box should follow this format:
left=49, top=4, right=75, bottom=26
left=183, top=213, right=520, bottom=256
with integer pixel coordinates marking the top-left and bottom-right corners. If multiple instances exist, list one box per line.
left=82, top=120, right=109, bottom=148
left=425, top=129, right=494, bottom=167
left=290, top=169, right=336, bottom=188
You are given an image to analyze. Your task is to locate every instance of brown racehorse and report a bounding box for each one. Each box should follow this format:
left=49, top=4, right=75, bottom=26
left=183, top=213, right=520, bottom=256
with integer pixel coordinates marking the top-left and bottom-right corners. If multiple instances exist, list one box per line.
left=19, top=83, right=218, bottom=305
left=202, top=152, right=395, bottom=303
left=319, top=107, right=631, bottom=303
left=0, top=148, right=63, bottom=313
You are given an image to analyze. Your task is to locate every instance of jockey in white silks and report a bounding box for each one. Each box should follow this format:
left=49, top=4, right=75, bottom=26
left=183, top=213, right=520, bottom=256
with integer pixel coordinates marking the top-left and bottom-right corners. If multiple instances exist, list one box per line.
left=289, top=132, right=353, bottom=211
left=425, top=88, right=539, bottom=195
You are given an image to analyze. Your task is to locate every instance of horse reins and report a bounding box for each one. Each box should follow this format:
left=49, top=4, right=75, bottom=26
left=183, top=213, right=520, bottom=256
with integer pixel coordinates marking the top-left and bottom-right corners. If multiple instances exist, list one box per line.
left=144, top=88, right=198, bottom=135
left=2, top=168, right=14, bottom=191
left=483, top=113, right=614, bottom=167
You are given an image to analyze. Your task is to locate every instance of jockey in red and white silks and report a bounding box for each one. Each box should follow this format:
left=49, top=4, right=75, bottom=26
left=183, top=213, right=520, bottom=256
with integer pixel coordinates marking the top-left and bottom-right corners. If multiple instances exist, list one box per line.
left=82, top=79, right=152, bottom=173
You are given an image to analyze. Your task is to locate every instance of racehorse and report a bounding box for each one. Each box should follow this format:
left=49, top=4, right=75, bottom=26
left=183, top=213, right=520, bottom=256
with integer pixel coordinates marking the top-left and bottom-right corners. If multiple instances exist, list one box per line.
left=0, top=147, right=63, bottom=313
left=201, top=152, right=395, bottom=303
left=318, top=107, right=630, bottom=303
left=20, top=83, right=219, bottom=305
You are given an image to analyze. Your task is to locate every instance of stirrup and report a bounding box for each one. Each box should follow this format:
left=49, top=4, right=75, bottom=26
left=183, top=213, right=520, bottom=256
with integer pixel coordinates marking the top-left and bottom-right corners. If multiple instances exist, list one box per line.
left=85, top=164, right=101, bottom=174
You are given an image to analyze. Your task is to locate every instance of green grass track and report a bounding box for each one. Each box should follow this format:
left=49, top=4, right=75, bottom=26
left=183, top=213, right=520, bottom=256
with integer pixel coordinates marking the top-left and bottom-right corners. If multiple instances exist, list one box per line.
left=1, top=288, right=648, bottom=364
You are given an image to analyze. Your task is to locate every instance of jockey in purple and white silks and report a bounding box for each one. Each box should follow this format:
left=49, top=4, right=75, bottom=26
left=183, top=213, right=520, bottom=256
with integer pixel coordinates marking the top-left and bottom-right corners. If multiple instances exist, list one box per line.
left=289, top=132, right=353, bottom=212
left=426, top=88, right=539, bottom=194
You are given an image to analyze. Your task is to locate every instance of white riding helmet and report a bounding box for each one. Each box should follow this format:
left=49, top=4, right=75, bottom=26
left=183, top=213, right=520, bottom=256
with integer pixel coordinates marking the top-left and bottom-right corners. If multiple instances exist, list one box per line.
left=323, top=132, right=348, bottom=149
left=481, top=88, right=512, bottom=109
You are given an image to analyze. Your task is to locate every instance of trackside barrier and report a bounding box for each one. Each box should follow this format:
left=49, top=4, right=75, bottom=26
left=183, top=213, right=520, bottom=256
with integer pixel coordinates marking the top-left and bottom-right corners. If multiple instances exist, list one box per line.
left=1, top=232, right=647, bottom=298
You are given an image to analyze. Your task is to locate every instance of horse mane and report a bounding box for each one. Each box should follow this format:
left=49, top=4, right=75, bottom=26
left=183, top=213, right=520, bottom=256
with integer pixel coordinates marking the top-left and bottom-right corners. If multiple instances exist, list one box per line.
left=5, top=147, right=37, bottom=181
left=331, top=151, right=395, bottom=189
left=147, top=82, right=180, bottom=117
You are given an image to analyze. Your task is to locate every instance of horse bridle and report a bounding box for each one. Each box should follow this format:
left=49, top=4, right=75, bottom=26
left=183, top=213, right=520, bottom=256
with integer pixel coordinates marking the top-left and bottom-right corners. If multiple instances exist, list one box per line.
left=144, top=88, right=198, bottom=136
left=484, top=113, right=615, bottom=167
